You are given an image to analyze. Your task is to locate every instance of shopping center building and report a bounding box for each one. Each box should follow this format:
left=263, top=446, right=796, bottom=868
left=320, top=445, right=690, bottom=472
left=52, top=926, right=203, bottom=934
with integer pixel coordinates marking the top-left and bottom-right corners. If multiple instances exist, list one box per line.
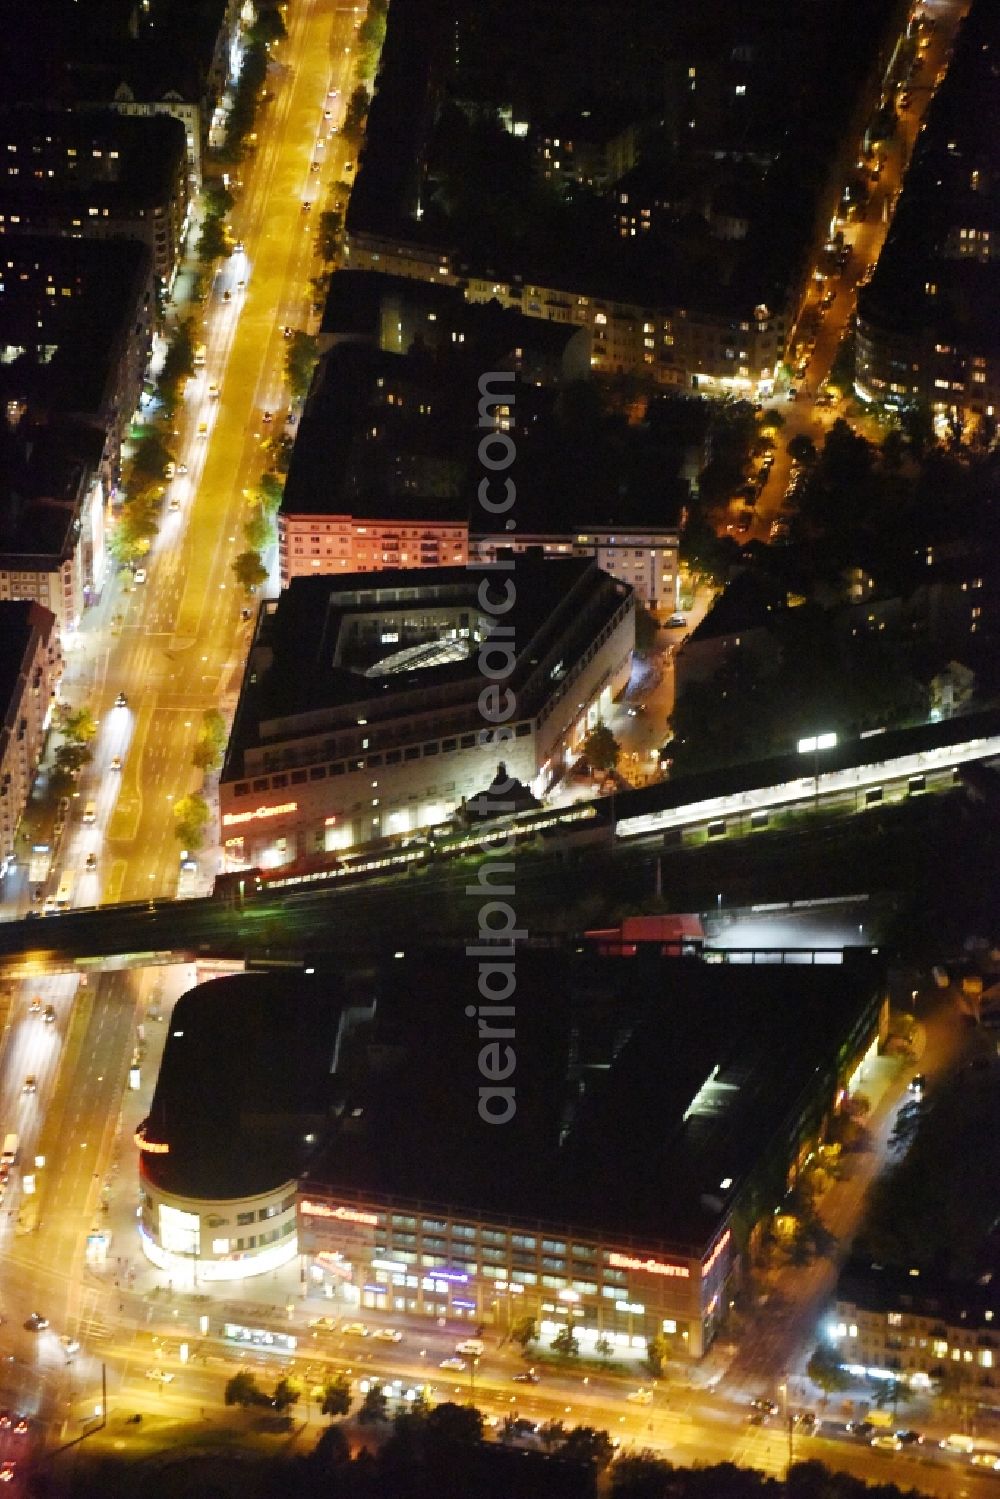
left=295, top=947, right=886, bottom=1359
left=219, top=555, right=634, bottom=869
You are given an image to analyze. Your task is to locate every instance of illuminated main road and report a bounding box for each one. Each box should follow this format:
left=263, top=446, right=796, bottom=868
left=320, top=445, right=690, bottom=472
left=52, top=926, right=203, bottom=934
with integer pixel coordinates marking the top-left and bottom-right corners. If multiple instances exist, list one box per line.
left=56, top=0, right=360, bottom=911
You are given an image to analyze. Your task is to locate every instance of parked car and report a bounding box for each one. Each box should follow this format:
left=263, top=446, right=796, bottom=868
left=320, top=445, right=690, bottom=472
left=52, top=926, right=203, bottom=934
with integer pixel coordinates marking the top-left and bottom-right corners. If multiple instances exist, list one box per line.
left=872, top=1435, right=903, bottom=1452
left=896, top=1430, right=923, bottom=1445
left=627, top=1388, right=654, bottom=1406
left=440, top=1357, right=466, bottom=1372
left=341, top=1322, right=369, bottom=1338
left=372, top=1328, right=403, bottom=1343
left=512, top=1369, right=539, bottom=1384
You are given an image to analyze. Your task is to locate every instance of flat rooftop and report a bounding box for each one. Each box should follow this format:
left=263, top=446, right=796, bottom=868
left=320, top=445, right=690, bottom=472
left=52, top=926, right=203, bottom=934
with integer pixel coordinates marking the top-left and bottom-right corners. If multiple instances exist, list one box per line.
left=0, top=108, right=186, bottom=212
left=0, top=235, right=151, bottom=416
left=0, top=416, right=103, bottom=566
left=304, top=948, right=882, bottom=1254
left=224, top=554, right=629, bottom=776
left=140, top=971, right=349, bottom=1200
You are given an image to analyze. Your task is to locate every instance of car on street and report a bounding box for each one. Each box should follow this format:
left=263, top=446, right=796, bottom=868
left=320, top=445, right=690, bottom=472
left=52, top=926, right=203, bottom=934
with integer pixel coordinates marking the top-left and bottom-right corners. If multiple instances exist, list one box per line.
left=12, top=1418, right=27, bottom=1435
left=208, top=382, right=220, bottom=399
left=262, top=410, right=273, bottom=423
left=908, top=1073, right=927, bottom=1095
left=28, top=996, right=41, bottom=1014
left=223, top=288, right=232, bottom=301
left=627, top=1388, right=654, bottom=1406
left=283, top=326, right=292, bottom=339
left=341, top=1322, right=369, bottom=1337
left=512, top=1369, right=539, bottom=1384
left=508, top=1418, right=538, bottom=1438
left=234, top=241, right=244, bottom=254
left=970, top=1455, right=1000, bottom=1470
left=896, top=1430, right=923, bottom=1445
left=145, top=1368, right=174, bottom=1384
left=177, top=462, right=188, bottom=475
left=750, top=1398, right=779, bottom=1416
left=168, top=496, right=181, bottom=511
left=301, top=200, right=312, bottom=212
left=324, top=109, right=332, bottom=119
left=456, top=1339, right=485, bottom=1357
left=22, top=1077, right=36, bottom=1094
left=871, top=1435, right=903, bottom=1452
left=115, top=691, right=129, bottom=708
left=60, top=1337, right=81, bottom=1356
left=44, top=1005, right=56, bottom=1023
left=85, top=853, right=98, bottom=872
left=372, top=1328, right=403, bottom=1343
left=666, top=613, right=687, bottom=628
left=847, top=1420, right=874, bottom=1437
left=24, top=1313, right=48, bottom=1331
left=309, top=1317, right=337, bottom=1331
left=197, top=422, right=208, bottom=437
left=134, top=568, right=147, bottom=584
left=0, top=1463, right=14, bottom=1484
left=164, top=462, right=176, bottom=479
left=0, top=1414, right=9, bottom=1429
left=440, top=1358, right=466, bottom=1372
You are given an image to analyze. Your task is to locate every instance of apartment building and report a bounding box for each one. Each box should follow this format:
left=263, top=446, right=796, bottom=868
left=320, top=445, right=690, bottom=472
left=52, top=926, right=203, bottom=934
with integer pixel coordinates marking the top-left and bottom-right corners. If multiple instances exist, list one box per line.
left=0, top=601, right=60, bottom=868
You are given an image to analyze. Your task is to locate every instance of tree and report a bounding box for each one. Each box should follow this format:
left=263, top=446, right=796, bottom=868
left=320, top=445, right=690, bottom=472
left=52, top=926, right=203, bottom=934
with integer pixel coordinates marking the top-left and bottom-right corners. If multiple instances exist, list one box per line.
left=645, top=1332, right=667, bottom=1378
left=311, top=1422, right=351, bottom=1471
left=787, top=434, right=818, bottom=465
left=285, top=330, right=319, bottom=400
left=243, top=503, right=273, bottom=554
left=806, top=1343, right=851, bottom=1393
left=880, top=428, right=907, bottom=472
left=203, top=184, right=235, bottom=219
left=250, top=4, right=287, bottom=44
left=225, top=1370, right=264, bottom=1407
left=582, top=723, right=620, bottom=774
left=342, top=84, right=372, bottom=143
left=56, top=706, right=97, bottom=745
left=510, top=1315, right=537, bottom=1351
left=271, top=1376, right=301, bottom=1413
left=320, top=1373, right=352, bottom=1418
left=610, top=1454, right=674, bottom=1498
left=173, top=792, right=211, bottom=851
left=551, top=1324, right=580, bottom=1359
left=160, top=318, right=196, bottom=389
left=53, top=741, right=92, bottom=780
left=198, top=214, right=229, bottom=263
left=426, top=1402, right=483, bottom=1446
left=132, top=431, right=174, bottom=480
left=559, top=1425, right=615, bottom=1468
left=316, top=210, right=343, bottom=262
left=233, top=549, right=268, bottom=595
left=258, top=472, right=284, bottom=514
left=358, top=1384, right=389, bottom=1425
left=192, top=709, right=227, bottom=773
left=595, top=1334, right=613, bottom=1361
left=108, top=514, right=153, bottom=570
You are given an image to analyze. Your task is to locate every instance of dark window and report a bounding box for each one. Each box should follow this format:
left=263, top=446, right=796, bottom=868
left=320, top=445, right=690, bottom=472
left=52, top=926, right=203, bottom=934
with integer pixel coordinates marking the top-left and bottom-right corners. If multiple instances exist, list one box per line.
left=291, top=770, right=307, bottom=785
left=442, top=738, right=457, bottom=752
left=404, top=747, right=419, bottom=761
left=272, top=773, right=288, bottom=788
left=368, top=754, right=383, bottom=768
left=424, top=742, right=439, bottom=756
left=237, top=1211, right=254, bottom=1225
left=234, top=783, right=249, bottom=797
left=460, top=734, right=476, bottom=749
left=331, top=761, right=345, bottom=775
left=515, top=722, right=531, bottom=737
left=707, top=819, right=726, bottom=839
left=309, top=766, right=327, bottom=781
left=252, top=777, right=269, bottom=792
left=386, top=750, right=401, bottom=765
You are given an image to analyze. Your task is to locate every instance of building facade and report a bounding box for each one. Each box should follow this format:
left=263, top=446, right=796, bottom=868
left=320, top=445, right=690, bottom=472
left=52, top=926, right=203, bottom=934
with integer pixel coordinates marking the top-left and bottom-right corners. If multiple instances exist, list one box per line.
left=297, top=1189, right=731, bottom=1360
left=0, top=601, right=60, bottom=868
left=219, top=558, right=635, bottom=867
left=472, top=527, right=680, bottom=614
left=137, top=1167, right=299, bottom=1283
left=833, top=1260, right=998, bottom=1395
left=0, top=109, right=191, bottom=289
left=278, top=509, right=469, bottom=588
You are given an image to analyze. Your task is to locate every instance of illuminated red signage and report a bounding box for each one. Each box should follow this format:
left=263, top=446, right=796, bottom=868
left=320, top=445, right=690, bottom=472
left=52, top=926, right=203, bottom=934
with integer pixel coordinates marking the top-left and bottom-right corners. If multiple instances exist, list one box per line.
left=134, top=1126, right=169, bottom=1154
left=222, top=801, right=298, bottom=828
left=701, top=1229, right=731, bottom=1278
left=608, top=1251, right=689, bottom=1279
left=300, top=1200, right=378, bottom=1227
